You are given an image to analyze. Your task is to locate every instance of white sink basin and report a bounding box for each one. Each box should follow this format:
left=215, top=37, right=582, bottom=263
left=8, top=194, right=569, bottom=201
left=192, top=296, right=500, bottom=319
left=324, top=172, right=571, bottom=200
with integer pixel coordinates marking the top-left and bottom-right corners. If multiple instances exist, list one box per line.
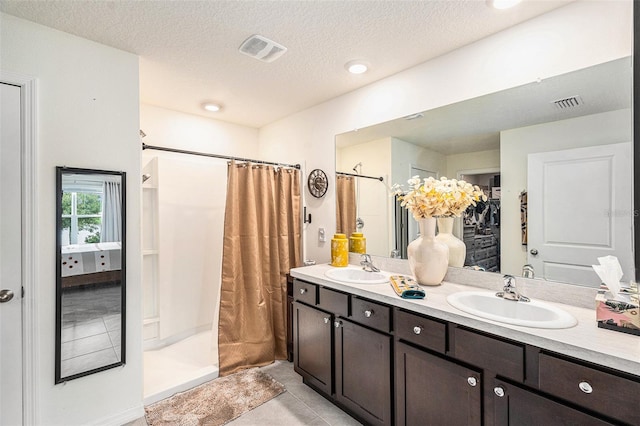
left=324, top=267, right=389, bottom=284
left=446, top=291, right=577, bottom=329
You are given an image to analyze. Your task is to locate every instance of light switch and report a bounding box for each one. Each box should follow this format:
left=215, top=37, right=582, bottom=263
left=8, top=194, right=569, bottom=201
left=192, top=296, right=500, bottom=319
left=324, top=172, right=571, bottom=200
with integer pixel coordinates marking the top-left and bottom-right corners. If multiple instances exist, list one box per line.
left=318, top=227, right=326, bottom=242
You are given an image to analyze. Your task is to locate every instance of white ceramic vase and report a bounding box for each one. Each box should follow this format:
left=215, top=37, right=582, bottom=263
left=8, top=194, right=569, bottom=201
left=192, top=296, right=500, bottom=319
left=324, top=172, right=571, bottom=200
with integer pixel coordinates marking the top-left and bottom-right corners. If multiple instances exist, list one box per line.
left=435, top=217, right=466, bottom=268
left=407, top=217, right=449, bottom=286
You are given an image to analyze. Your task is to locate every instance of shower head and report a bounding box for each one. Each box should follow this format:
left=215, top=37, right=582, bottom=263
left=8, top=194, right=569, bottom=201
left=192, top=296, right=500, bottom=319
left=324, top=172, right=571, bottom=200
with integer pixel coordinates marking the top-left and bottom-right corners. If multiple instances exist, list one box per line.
left=352, top=162, right=362, bottom=173
left=142, top=174, right=151, bottom=183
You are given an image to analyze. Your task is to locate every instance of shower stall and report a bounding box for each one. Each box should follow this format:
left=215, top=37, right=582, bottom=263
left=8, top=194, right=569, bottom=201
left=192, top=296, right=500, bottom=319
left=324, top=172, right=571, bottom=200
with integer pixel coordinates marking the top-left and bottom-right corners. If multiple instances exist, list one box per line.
left=141, top=154, right=227, bottom=404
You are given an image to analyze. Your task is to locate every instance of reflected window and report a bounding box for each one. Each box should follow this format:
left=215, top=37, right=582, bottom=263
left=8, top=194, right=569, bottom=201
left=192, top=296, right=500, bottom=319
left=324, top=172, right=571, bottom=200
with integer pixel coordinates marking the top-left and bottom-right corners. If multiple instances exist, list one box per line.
left=61, top=188, right=103, bottom=245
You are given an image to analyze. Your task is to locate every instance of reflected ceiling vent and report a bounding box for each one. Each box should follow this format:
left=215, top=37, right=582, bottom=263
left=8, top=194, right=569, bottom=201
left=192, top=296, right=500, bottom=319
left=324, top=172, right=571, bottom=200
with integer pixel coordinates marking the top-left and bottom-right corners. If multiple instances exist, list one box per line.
left=238, top=34, right=287, bottom=63
left=551, top=95, right=584, bottom=110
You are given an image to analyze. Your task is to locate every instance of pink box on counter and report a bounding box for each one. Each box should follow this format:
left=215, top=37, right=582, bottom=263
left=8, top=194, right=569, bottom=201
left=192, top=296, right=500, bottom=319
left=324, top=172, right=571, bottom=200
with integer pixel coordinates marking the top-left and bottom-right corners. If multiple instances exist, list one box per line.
left=595, top=282, right=640, bottom=336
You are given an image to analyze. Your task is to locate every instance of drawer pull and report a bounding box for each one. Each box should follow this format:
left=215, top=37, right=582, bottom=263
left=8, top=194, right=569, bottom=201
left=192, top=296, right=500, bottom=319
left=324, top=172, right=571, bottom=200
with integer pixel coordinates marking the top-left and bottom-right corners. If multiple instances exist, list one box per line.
left=364, top=309, right=374, bottom=318
left=299, top=288, right=307, bottom=294
left=323, top=317, right=330, bottom=324
left=334, top=320, right=342, bottom=328
left=494, top=386, right=505, bottom=397
left=579, top=381, right=593, bottom=394
left=413, top=326, right=422, bottom=335
left=467, top=377, right=477, bottom=387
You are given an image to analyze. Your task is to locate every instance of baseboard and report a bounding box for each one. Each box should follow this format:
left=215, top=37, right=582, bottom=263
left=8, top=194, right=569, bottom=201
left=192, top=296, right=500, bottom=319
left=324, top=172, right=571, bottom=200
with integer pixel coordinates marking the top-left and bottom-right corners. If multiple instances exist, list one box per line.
left=89, top=405, right=145, bottom=426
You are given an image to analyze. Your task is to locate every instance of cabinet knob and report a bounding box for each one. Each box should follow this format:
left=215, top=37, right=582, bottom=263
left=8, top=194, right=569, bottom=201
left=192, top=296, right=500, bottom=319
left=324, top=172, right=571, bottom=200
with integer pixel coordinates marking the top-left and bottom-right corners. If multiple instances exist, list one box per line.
left=467, top=377, right=477, bottom=387
left=334, top=321, right=342, bottom=328
left=494, top=386, right=505, bottom=397
left=299, top=288, right=307, bottom=294
left=323, top=317, right=330, bottom=324
left=578, top=381, right=593, bottom=394
left=413, top=326, right=422, bottom=335
left=364, top=310, right=374, bottom=318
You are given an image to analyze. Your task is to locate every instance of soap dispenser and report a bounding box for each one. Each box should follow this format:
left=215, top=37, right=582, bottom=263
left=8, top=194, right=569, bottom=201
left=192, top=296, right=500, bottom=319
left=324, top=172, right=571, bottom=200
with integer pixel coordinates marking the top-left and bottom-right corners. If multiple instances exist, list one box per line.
left=331, top=233, right=349, bottom=267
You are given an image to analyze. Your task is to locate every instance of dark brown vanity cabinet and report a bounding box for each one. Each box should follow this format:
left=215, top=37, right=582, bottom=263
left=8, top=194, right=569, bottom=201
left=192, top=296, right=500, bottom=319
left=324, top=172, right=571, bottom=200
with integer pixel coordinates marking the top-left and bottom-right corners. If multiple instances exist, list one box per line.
left=335, top=301, right=393, bottom=426
left=293, top=279, right=393, bottom=426
left=293, top=301, right=333, bottom=395
left=396, top=341, right=482, bottom=426
left=293, top=277, right=640, bottom=426
left=491, top=378, right=616, bottom=426
left=394, top=309, right=482, bottom=426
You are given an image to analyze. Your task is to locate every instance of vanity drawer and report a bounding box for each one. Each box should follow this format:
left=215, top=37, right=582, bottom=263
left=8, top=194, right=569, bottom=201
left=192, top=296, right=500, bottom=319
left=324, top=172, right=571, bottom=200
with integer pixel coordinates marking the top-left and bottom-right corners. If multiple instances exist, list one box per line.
left=395, top=309, right=446, bottom=354
left=350, top=296, right=391, bottom=333
left=538, top=353, right=640, bottom=425
left=293, top=279, right=317, bottom=305
left=318, top=287, right=349, bottom=317
left=453, top=327, right=524, bottom=382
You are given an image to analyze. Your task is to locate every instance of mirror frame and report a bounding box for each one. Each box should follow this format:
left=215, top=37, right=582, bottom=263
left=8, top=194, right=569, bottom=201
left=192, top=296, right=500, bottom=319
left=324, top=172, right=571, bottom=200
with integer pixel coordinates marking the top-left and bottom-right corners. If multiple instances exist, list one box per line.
left=55, top=166, right=127, bottom=383
left=634, top=3, right=639, bottom=281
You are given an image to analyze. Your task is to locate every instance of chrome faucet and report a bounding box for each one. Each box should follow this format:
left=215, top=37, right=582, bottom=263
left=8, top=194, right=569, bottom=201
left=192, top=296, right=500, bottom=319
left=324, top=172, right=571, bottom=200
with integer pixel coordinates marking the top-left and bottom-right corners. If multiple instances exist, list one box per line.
left=496, top=275, right=530, bottom=302
left=360, top=254, right=380, bottom=272
left=522, top=264, right=535, bottom=279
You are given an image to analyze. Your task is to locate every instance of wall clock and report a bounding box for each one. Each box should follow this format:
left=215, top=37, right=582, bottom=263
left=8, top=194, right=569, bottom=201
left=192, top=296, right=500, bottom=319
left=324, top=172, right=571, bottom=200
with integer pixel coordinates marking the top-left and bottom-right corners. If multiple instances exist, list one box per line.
left=308, top=169, right=328, bottom=198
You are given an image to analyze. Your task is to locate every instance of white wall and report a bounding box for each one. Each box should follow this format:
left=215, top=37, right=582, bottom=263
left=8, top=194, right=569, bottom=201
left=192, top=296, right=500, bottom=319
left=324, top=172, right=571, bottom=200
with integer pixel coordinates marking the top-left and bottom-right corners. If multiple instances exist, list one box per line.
left=500, top=108, right=632, bottom=276
left=259, top=0, right=632, bottom=263
left=140, top=105, right=259, bottom=364
left=447, top=149, right=500, bottom=181
left=1, top=13, right=142, bottom=426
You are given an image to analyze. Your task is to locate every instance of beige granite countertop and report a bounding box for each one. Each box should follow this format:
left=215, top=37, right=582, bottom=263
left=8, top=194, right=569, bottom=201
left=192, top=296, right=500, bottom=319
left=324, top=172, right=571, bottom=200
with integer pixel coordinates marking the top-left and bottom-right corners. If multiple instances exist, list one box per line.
left=290, top=263, right=640, bottom=377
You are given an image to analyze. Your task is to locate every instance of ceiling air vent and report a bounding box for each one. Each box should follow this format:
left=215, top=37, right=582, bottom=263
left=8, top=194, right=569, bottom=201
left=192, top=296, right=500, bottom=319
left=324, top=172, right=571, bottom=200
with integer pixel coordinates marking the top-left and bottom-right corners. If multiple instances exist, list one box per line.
left=238, top=34, right=287, bottom=63
left=551, top=95, right=584, bottom=110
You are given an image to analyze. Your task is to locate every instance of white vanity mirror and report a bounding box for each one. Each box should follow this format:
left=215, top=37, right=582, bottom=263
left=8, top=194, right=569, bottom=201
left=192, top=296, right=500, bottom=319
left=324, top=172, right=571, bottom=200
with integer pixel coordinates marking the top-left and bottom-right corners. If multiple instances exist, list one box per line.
left=55, top=167, right=126, bottom=383
left=336, top=57, right=634, bottom=287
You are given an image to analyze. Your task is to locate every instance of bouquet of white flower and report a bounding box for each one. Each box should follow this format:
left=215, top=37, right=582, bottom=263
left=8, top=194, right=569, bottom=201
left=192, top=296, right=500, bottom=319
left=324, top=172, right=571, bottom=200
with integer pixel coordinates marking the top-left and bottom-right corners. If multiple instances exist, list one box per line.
left=392, top=176, right=487, bottom=220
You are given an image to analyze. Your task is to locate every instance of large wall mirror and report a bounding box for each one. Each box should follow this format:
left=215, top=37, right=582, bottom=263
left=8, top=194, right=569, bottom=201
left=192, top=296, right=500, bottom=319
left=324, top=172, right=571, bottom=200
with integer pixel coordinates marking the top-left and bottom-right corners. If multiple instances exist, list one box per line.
left=336, top=56, right=634, bottom=288
left=55, top=166, right=126, bottom=383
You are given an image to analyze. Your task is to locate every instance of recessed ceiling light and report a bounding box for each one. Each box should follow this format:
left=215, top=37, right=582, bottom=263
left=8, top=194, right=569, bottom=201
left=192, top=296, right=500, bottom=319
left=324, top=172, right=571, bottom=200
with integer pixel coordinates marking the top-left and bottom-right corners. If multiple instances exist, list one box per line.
left=202, top=103, right=221, bottom=112
left=345, top=60, right=369, bottom=74
left=487, top=0, right=521, bottom=9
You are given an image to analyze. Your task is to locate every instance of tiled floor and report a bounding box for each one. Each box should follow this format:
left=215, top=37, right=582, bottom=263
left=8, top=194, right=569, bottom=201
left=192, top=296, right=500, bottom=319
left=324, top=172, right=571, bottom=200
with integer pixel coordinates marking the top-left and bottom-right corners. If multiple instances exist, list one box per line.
left=127, top=360, right=362, bottom=426
left=61, top=283, right=122, bottom=377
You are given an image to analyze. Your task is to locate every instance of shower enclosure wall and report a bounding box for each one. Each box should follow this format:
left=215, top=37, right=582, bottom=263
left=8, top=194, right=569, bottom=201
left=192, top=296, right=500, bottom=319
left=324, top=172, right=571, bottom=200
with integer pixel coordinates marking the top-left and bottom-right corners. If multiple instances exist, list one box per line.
left=142, top=154, right=227, bottom=403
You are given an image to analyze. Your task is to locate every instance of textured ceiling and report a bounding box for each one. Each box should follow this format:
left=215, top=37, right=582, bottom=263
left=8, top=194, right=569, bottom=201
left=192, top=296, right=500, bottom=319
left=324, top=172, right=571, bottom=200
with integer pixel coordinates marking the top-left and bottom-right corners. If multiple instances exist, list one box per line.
left=0, top=0, right=574, bottom=128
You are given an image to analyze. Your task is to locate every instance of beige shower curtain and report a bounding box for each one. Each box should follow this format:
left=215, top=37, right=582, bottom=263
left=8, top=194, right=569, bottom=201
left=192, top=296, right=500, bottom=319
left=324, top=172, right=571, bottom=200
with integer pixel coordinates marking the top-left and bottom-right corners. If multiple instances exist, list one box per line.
left=336, top=174, right=356, bottom=238
left=218, top=162, right=301, bottom=375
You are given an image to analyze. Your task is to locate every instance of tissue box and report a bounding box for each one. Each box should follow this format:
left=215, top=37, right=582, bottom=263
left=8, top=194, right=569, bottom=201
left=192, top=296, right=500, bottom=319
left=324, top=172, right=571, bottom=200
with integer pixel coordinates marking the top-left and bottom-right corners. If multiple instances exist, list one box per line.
left=595, top=282, right=640, bottom=336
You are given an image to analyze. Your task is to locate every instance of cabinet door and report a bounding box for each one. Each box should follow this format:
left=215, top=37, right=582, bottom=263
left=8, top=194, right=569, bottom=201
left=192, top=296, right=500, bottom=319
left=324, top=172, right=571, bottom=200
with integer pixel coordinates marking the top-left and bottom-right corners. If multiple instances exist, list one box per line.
left=293, top=302, right=333, bottom=395
left=335, top=318, right=392, bottom=426
left=492, top=379, right=615, bottom=426
left=396, top=341, right=481, bottom=426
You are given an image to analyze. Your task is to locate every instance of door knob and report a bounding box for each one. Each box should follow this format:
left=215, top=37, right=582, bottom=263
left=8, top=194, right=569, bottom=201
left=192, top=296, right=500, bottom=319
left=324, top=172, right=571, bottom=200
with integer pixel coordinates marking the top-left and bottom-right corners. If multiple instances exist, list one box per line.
left=0, top=289, right=14, bottom=303
left=530, top=249, right=539, bottom=256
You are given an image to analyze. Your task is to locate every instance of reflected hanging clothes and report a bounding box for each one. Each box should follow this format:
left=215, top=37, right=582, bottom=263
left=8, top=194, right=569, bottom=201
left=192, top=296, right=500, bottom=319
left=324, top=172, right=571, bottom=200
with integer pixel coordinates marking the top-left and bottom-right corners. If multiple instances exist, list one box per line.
left=520, top=191, right=527, bottom=245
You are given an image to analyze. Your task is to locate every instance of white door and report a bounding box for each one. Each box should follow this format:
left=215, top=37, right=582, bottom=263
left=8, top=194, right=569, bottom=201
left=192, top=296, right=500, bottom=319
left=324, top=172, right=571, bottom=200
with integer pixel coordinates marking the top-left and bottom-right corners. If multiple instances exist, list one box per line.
left=1, top=82, right=23, bottom=425
left=528, top=142, right=633, bottom=287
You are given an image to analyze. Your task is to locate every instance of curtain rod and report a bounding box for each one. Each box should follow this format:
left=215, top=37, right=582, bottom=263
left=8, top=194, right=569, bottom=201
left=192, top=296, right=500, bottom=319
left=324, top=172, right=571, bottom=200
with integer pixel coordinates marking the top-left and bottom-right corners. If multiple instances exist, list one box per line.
left=336, top=171, right=384, bottom=181
left=142, top=143, right=301, bottom=169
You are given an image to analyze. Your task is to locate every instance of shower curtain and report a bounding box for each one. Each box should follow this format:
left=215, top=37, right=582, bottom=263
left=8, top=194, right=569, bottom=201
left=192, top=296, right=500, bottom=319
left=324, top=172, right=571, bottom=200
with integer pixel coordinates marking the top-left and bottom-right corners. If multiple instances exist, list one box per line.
left=218, top=162, right=301, bottom=375
left=336, top=175, right=356, bottom=238
left=102, top=180, right=122, bottom=242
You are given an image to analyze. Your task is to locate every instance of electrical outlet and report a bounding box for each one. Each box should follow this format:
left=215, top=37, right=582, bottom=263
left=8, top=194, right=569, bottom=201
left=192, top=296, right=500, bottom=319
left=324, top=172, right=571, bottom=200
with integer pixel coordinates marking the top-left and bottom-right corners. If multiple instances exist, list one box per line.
left=318, top=227, right=326, bottom=242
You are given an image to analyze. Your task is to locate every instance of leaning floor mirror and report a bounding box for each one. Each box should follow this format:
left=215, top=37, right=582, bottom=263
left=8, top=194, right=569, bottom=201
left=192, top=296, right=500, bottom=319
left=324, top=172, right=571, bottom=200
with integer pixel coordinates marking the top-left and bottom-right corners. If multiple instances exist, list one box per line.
left=55, top=166, right=126, bottom=383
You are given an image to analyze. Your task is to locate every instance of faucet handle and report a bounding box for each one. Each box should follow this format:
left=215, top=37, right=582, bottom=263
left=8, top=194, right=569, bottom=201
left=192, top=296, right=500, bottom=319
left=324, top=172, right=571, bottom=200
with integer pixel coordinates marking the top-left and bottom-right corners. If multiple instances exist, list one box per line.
left=361, top=253, right=372, bottom=263
left=503, top=274, right=516, bottom=289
